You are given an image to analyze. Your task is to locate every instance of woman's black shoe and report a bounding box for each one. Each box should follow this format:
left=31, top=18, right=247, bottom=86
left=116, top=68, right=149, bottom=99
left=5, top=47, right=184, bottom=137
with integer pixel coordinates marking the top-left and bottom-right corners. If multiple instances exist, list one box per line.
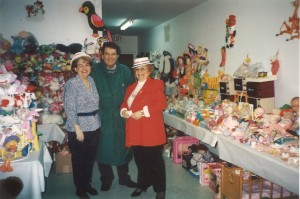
left=101, top=184, right=111, bottom=191
left=119, top=179, right=138, bottom=188
left=86, top=187, right=98, bottom=195
left=130, top=188, right=146, bottom=197
left=76, top=190, right=90, bottom=199
left=156, top=192, right=165, bottom=199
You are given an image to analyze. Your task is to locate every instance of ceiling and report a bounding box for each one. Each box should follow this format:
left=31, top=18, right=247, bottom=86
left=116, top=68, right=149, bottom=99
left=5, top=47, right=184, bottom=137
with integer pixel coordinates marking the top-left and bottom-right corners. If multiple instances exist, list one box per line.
left=101, top=0, right=207, bottom=36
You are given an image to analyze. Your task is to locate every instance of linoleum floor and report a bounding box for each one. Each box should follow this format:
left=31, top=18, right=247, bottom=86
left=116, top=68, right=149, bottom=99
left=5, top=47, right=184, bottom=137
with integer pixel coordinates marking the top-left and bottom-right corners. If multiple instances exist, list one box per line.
left=42, top=153, right=214, bottom=199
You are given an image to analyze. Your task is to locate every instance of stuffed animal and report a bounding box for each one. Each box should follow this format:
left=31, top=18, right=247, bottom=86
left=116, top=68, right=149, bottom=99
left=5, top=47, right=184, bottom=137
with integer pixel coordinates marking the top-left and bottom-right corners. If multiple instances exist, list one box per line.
left=159, top=51, right=175, bottom=83
left=41, top=108, right=63, bottom=125
left=55, top=43, right=82, bottom=55
left=0, top=34, right=11, bottom=55
left=225, top=15, right=237, bottom=48
left=79, top=1, right=107, bottom=37
left=219, top=46, right=226, bottom=67
left=20, top=31, right=39, bottom=54
left=275, top=0, right=300, bottom=41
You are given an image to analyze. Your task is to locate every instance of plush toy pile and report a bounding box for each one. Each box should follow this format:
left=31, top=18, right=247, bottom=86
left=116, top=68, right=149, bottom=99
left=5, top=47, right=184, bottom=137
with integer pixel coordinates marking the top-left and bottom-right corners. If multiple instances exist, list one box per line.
left=0, top=31, right=82, bottom=126
left=0, top=31, right=90, bottom=172
left=0, top=71, right=42, bottom=171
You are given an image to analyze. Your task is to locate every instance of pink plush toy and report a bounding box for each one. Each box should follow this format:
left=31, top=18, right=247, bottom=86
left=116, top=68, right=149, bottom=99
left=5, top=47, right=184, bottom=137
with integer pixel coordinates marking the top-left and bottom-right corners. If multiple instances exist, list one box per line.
left=49, top=101, right=63, bottom=114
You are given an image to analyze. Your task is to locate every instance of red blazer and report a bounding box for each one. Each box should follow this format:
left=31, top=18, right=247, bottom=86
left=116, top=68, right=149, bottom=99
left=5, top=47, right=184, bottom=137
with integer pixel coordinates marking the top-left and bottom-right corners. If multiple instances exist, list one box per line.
left=120, top=78, right=167, bottom=147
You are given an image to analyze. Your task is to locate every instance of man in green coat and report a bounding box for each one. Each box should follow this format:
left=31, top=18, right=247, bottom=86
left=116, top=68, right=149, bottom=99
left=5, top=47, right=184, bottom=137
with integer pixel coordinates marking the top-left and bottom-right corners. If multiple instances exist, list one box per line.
left=90, top=42, right=137, bottom=191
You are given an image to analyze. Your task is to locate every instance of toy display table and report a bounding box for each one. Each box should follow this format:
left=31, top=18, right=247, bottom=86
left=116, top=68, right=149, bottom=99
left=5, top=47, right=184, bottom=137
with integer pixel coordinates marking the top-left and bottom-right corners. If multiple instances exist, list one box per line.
left=163, top=112, right=299, bottom=195
left=0, top=142, right=52, bottom=199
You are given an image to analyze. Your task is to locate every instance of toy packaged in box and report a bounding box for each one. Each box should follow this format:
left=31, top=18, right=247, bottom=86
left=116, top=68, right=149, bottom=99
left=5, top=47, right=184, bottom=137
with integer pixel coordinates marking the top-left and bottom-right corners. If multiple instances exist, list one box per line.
left=172, top=136, right=200, bottom=164
left=182, top=153, right=193, bottom=170
left=198, top=162, right=215, bottom=186
left=209, top=163, right=222, bottom=193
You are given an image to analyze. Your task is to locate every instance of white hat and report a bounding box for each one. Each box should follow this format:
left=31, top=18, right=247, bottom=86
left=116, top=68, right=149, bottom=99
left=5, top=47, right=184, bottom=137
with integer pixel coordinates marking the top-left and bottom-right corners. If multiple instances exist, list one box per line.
left=133, top=57, right=153, bottom=68
left=70, top=52, right=91, bottom=66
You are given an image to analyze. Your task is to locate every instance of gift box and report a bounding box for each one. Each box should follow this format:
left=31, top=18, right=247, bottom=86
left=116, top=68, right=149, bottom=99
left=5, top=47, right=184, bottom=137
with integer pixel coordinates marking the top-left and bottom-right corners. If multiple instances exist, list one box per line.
left=55, top=152, right=73, bottom=173
left=172, top=136, right=200, bottom=164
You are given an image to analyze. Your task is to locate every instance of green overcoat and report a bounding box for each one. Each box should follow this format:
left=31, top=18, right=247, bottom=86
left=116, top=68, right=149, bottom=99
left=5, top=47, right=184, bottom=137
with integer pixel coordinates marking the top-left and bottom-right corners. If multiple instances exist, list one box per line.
left=91, top=61, right=135, bottom=165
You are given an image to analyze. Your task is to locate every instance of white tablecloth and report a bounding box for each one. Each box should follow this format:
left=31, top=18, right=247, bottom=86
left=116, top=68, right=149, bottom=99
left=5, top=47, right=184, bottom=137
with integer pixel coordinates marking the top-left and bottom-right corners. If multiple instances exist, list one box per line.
left=0, top=142, right=52, bottom=199
left=163, top=112, right=299, bottom=195
left=217, top=135, right=299, bottom=195
left=37, top=123, right=66, bottom=144
left=163, top=112, right=218, bottom=147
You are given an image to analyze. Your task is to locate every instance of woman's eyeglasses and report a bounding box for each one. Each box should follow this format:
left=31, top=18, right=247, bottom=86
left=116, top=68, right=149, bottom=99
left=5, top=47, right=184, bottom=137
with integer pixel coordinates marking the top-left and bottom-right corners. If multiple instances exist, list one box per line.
left=134, top=67, right=147, bottom=72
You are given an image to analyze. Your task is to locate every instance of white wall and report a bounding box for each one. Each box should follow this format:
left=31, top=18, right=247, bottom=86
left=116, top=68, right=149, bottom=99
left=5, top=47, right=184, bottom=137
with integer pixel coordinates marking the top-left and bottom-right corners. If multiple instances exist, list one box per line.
left=113, top=35, right=138, bottom=58
left=0, top=0, right=102, bottom=45
left=138, top=0, right=300, bottom=107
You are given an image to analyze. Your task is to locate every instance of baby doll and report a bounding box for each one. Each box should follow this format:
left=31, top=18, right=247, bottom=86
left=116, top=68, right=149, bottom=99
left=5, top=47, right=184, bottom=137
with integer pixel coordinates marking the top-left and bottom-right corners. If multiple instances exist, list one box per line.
left=289, top=97, right=299, bottom=136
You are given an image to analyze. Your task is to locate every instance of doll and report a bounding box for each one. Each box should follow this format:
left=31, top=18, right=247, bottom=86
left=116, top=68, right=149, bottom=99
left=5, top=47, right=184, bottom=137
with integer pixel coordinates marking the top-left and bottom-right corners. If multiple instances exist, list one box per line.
left=290, top=97, right=299, bottom=135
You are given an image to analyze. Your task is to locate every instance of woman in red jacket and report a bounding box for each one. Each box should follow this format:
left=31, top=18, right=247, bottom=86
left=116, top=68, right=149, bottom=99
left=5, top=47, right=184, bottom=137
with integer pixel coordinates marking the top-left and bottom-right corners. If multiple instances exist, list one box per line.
left=120, top=57, right=167, bottom=199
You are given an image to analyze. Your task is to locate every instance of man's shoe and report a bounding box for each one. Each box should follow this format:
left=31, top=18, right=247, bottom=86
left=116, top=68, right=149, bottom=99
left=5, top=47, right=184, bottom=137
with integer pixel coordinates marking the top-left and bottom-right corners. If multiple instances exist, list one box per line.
left=76, top=190, right=90, bottom=199
left=156, top=192, right=165, bottom=199
left=119, top=179, right=137, bottom=188
left=86, top=187, right=98, bottom=195
left=101, top=184, right=111, bottom=191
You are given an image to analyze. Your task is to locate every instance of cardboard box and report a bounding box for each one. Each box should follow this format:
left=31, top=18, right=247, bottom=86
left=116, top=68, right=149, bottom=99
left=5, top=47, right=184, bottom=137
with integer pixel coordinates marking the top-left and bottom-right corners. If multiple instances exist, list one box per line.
left=55, top=153, right=73, bottom=173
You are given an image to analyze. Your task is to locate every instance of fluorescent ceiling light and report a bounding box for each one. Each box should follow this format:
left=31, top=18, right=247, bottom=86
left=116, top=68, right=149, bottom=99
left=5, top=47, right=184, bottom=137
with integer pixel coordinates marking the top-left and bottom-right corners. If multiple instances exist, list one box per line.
left=120, top=19, right=134, bottom=30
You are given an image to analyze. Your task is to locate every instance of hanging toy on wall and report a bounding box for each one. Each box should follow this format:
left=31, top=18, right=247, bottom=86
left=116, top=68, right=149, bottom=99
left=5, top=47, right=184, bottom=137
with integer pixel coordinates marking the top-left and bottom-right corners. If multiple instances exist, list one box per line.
left=225, top=15, right=236, bottom=48
left=276, top=0, right=300, bottom=41
left=25, top=0, right=45, bottom=20
left=79, top=1, right=112, bottom=40
left=219, top=46, right=226, bottom=67
left=270, top=51, right=280, bottom=76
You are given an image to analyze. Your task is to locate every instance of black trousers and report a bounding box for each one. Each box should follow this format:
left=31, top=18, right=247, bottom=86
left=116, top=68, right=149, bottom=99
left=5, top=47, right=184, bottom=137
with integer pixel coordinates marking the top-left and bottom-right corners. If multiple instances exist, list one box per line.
left=98, top=162, right=131, bottom=185
left=68, top=129, right=100, bottom=191
left=132, top=145, right=166, bottom=193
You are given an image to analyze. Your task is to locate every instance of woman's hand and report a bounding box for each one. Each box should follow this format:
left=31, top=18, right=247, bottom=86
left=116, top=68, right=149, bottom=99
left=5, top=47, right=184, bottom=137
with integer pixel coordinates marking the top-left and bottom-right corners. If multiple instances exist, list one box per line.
left=122, top=110, right=131, bottom=118
left=131, top=110, right=144, bottom=120
left=74, top=125, right=84, bottom=142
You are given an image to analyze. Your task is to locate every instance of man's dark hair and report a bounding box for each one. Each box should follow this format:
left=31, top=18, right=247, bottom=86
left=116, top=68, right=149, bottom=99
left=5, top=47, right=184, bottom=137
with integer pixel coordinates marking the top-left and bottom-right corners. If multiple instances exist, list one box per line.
left=101, top=42, right=121, bottom=55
